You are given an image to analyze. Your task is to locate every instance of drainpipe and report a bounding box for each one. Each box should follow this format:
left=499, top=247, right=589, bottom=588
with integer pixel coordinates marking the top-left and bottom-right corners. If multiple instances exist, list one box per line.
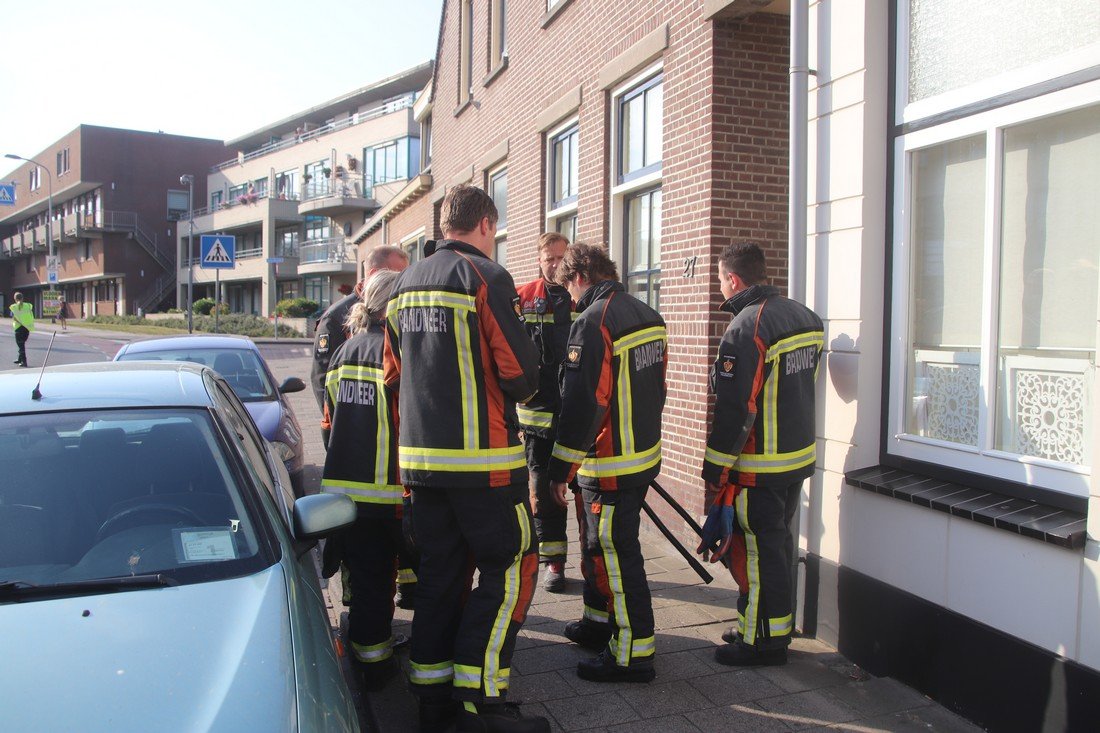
left=788, top=0, right=811, bottom=634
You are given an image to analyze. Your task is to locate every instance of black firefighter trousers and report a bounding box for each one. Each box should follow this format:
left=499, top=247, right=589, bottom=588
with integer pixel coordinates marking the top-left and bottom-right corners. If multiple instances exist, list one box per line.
left=408, top=483, right=538, bottom=703
left=342, top=509, right=404, bottom=667
left=525, top=434, right=568, bottom=564
left=575, top=483, right=655, bottom=667
left=732, top=480, right=801, bottom=651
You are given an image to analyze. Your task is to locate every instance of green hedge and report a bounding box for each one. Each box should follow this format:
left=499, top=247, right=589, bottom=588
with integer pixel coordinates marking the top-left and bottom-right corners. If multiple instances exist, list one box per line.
left=275, top=297, right=320, bottom=317
left=86, top=314, right=302, bottom=338
left=192, top=298, right=229, bottom=315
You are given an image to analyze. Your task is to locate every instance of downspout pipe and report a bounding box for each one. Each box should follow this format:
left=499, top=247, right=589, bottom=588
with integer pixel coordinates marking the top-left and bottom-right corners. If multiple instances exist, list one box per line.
left=788, top=0, right=809, bottom=304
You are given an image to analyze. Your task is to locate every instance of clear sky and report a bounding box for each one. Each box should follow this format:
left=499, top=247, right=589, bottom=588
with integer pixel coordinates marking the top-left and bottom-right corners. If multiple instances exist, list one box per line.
left=0, top=0, right=443, bottom=178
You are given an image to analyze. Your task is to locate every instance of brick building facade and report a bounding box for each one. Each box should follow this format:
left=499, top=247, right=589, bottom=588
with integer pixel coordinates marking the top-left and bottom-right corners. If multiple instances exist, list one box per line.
left=357, top=0, right=791, bottom=524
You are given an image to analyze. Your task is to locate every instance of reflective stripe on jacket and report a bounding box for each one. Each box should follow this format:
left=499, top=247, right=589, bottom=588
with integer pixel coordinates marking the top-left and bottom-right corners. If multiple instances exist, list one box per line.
left=320, top=322, right=402, bottom=515
left=702, top=285, right=824, bottom=488
left=383, top=239, right=540, bottom=488
left=515, top=277, right=574, bottom=437
left=547, top=280, right=667, bottom=492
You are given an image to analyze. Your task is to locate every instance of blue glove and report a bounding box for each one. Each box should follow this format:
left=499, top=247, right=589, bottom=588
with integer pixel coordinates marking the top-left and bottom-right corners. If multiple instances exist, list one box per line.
left=696, top=504, right=735, bottom=564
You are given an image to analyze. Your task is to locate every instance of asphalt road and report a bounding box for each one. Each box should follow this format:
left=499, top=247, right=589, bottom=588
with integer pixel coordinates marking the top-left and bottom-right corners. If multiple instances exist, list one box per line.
left=0, top=324, right=126, bottom=373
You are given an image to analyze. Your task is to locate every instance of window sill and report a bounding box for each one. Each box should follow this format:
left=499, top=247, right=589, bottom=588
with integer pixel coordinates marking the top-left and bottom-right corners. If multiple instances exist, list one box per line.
left=540, top=0, right=575, bottom=29
left=453, top=98, right=473, bottom=118
left=483, top=57, right=508, bottom=88
left=844, top=465, right=1087, bottom=550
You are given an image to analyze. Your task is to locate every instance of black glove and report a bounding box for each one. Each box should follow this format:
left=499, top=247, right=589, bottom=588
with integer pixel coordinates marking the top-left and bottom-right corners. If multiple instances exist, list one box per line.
left=320, top=530, right=345, bottom=579
left=402, top=494, right=417, bottom=554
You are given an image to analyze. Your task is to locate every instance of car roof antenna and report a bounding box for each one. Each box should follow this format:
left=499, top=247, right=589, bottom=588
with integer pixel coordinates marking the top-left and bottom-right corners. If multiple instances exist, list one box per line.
left=31, top=331, right=58, bottom=401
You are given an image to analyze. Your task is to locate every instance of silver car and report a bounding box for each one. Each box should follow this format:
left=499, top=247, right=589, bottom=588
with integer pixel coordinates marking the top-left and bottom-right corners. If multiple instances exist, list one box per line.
left=0, top=362, right=360, bottom=732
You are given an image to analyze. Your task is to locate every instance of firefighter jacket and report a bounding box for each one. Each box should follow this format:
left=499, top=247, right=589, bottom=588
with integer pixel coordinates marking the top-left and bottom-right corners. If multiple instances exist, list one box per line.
left=10, top=302, right=34, bottom=331
left=320, top=321, right=402, bottom=516
left=515, top=277, right=575, bottom=437
left=311, top=292, right=357, bottom=408
left=702, top=284, right=824, bottom=488
left=383, top=239, right=540, bottom=489
left=547, top=280, right=668, bottom=492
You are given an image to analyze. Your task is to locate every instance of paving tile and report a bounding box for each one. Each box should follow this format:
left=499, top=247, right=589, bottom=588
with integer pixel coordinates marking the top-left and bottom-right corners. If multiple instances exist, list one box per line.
left=654, top=602, right=734, bottom=631
left=508, top=670, right=577, bottom=704
left=820, top=677, right=933, bottom=718
left=655, top=628, right=721, bottom=655
left=828, top=703, right=984, bottom=733
left=604, top=713, right=703, bottom=733
left=618, top=679, right=711, bottom=717
left=544, top=691, right=639, bottom=731
left=518, top=701, right=565, bottom=732
left=755, top=689, right=861, bottom=730
left=686, top=703, right=791, bottom=733
left=511, top=641, right=592, bottom=675
left=756, top=656, right=853, bottom=693
left=691, top=667, right=786, bottom=706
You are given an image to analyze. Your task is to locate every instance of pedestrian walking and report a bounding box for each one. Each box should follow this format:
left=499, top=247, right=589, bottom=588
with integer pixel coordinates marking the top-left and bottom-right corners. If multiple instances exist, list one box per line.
left=10, top=292, right=34, bottom=368
left=320, top=269, right=413, bottom=691
left=547, top=243, right=667, bottom=684
left=56, top=295, right=68, bottom=331
left=515, top=232, right=574, bottom=593
left=383, top=185, right=544, bottom=733
left=697, top=242, right=823, bottom=667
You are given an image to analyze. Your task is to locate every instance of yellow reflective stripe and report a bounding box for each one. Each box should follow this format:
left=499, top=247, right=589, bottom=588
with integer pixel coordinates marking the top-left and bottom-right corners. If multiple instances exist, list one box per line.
left=453, top=313, right=480, bottom=450
left=616, top=352, right=634, bottom=455
left=734, top=444, right=816, bottom=473
left=539, top=541, right=567, bottom=557
left=399, top=445, right=525, bottom=472
left=522, top=313, right=553, bottom=324
left=598, top=505, right=632, bottom=667
left=483, top=504, right=529, bottom=697
left=583, top=605, right=609, bottom=623
left=769, top=614, right=793, bottom=637
left=612, top=326, right=667, bottom=356
left=763, top=367, right=779, bottom=454
left=764, top=331, right=824, bottom=362
left=570, top=311, right=581, bottom=321
left=704, top=446, right=737, bottom=469
left=517, top=406, right=554, bottom=430
left=325, top=367, right=339, bottom=404
left=610, top=635, right=655, bottom=660
left=552, top=442, right=587, bottom=464
left=454, top=664, right=482, bottom=689
left=397, top=567, right=418, bottom=584
left=352, top=637, right=394, bottom=663
left=320, top=480, right=403, bottom=504
left=737, top=490, right=761, bottom=646
left=577, top=441, right=661, bottom=478
left=395, top=290, right=477, bottom=312
left=409, top=660, right=454, bottom=685
left=335, top=364, right=384, bottom=381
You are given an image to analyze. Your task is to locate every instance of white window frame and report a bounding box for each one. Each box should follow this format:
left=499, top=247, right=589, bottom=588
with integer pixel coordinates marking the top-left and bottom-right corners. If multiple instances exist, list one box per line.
left=888, top=78, right=1100, bottom=498
left=608, top=64, right=663, bottom=299
left=487, top=164, right=508, bottom=265
left=400, top=227, right=427, bottom=264
left=545, top=117, right=579, bottom=234
left=29, top=166, right=41, bottom=192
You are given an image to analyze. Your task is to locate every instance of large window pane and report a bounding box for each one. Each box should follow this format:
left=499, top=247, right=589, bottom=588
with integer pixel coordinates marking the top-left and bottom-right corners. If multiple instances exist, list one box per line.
left=555, top=214, right=577, bottom=242
left=622, top=94, right=645, bottom=177
left=645, top=83, right=663, bottom=168
left=551, top=127, right=578, bottom=207
left=995, top=105, right=1100, bottom=464
left=490, top=169, right=508, bottom=230
left=906, top=135, right=986, bottom=445
left=625, top=188, right=661, bottom=311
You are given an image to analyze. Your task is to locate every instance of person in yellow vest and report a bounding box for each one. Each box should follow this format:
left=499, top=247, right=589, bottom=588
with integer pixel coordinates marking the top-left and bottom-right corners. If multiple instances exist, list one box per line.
left=10, top=292, right=34, bottom=368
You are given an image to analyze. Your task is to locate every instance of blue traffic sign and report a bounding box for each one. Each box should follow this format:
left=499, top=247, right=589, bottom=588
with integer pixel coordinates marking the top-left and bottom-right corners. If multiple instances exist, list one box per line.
left=200, top=235, right=235, bottom=269
left=0, top=183, right=15, bottom=206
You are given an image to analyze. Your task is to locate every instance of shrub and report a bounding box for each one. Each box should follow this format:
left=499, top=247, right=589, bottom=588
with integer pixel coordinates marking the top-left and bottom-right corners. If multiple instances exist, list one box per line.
left=192, top=298, right=215, bottom=315
left=86, top=315, right=146, bottom=326
left=166, top=307, right=183, bottom=314
left=275, top=298, right=320, bottom=318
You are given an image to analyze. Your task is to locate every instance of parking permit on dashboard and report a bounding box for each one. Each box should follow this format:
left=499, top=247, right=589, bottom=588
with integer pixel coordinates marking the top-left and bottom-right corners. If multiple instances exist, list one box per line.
left=173, top=528, right=238, bottom=563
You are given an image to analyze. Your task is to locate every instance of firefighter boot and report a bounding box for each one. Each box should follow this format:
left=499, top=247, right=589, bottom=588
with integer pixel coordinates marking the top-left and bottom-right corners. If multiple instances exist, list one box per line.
left=456, top=702, right=550, bottom=733
left=714, top=640, right=787, bottom=667
left=576, top=647, right=656, bottom=683
left=419, top=696, right=459, bottom=733
left=563, top=619, right=613, bottom=651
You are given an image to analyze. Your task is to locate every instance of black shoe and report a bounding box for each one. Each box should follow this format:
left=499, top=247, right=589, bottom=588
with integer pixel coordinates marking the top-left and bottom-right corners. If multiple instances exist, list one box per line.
left=419, top=697, right=459, bottom=733
left=714, top=640, right=787, bottom=667
left=355, top=655, right=397, bottom=692
left=721, top=626, right=740, bottom=644
left=576, top=647, right=655, bottom=683
left=563, top=619, right=613, bottom=651
left=396, top=582, right=416, bottom=610
left=456, top=702, right=550, bottom=733
left=12, top=359, right=20, bottom=365
left=542, top=563, right=565, bottom=593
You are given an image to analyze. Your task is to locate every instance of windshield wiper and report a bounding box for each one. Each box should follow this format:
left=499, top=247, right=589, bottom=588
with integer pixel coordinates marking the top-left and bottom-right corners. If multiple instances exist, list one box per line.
left=0, top=573, right=179, bottom=601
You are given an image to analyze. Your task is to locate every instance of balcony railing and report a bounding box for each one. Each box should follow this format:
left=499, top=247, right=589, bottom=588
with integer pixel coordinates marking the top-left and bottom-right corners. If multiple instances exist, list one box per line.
left=192, top=189, right=299, bottom=218
left=210, top=94, right=416, bottom=172
left=300, top=237, right=357, bottom=264
left=301, top=174, right=373, bottom=202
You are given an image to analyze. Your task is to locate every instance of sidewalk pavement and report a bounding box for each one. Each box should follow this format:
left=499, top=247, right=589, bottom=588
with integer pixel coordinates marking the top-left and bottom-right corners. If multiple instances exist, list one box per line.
left=262, top=343, right=982, bottom=733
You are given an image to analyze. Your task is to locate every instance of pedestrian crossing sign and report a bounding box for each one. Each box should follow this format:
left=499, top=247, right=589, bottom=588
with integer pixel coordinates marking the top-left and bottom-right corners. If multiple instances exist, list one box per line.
left=200, top=235, right=236, bottom=269
left=0, top=183, right=15, bottom=206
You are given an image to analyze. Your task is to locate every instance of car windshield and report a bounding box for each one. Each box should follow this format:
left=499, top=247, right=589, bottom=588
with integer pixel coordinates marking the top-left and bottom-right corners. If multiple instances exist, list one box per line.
left=118, top=347, right=276, bottom=402
left=0, top=408, right=270, bottom=599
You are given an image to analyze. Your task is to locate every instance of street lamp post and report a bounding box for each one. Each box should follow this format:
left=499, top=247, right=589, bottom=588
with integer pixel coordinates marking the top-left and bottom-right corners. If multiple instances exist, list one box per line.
left=4, top=153, right=55, bottom=278
left=179, top=175, right=195, bottom=334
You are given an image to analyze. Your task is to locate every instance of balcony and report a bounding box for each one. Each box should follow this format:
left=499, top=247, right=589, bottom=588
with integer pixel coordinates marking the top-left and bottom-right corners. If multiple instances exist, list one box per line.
left=1, top=213, right=94, bottom=258
left=190, top=191, right=303, bottom=231
left=297, top=174, right=378, bottom=216
left=298, top=236, right=358, bottom=275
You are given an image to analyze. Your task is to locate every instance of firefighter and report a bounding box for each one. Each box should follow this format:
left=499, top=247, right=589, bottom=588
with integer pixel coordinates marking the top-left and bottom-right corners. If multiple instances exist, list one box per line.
left=320, top=269, right=410, bottom=690
left=697, top=242, right=823, bottom=667
left=383, top=185, right=546, bottom=733
left=516, top=232, right=574, bottom=593
left=547, top=243, right=667, bottom=684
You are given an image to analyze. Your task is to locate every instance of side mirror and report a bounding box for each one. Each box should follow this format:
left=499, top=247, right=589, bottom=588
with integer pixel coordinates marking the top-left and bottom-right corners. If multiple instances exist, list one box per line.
left=292, top=493, right=356, bottom=542
left=279, top=376, right=306, bottom=394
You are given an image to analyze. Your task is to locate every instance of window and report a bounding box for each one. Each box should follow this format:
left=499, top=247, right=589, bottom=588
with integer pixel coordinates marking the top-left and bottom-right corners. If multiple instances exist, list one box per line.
left=304, top=215, right=331, bottom=243
left=888, top=5, right=1100, bottom=496
left=459, top=0, right=473, bottom=105
left=304, top=160, right=327, bottom=198
left=252, top=177, right=268, bottom=197
left=549, top=124, right=579, bottom=210
left=56, top=148, right=70, bottom=176
left=211, top=190, right=223, bottom=209
left=81, top=240, right=91, bottom=262
left=624, top=188, right=661, bottom=310
left=365, top=138, right=420, bottom=186
left=554, top=213, right=577, bottom=243
left=303, top=275, right=330, bottom=309
left=488, top=166, right=508, bottom=266
left=617, top=74, right=663, bottom=184
left=490, top=0, right=507, bottom=69
left=228, top=183, right=248, bottom=203
left=401, top=231, right=427, bottom=264
left=275, top=170, right=298, bottom=200
left=29, top=167, right=41, bottom=192
left=421, top=115, right=433, bottom=171
left=277, top=229, right=300, bottom=258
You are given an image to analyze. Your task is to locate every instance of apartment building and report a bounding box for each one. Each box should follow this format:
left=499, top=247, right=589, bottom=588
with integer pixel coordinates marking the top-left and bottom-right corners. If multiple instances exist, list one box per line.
left=0, top=126, right=225, bottom=316
left=362, top=0, right=1100, bottom=728
left=178, top=62, right=433, bottom=316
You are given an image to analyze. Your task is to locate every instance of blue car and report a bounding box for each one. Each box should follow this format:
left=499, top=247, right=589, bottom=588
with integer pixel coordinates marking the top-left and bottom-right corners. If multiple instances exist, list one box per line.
left=114, top=335, right=306, bottom=497
left=0, top=362, right=360, bottom=732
